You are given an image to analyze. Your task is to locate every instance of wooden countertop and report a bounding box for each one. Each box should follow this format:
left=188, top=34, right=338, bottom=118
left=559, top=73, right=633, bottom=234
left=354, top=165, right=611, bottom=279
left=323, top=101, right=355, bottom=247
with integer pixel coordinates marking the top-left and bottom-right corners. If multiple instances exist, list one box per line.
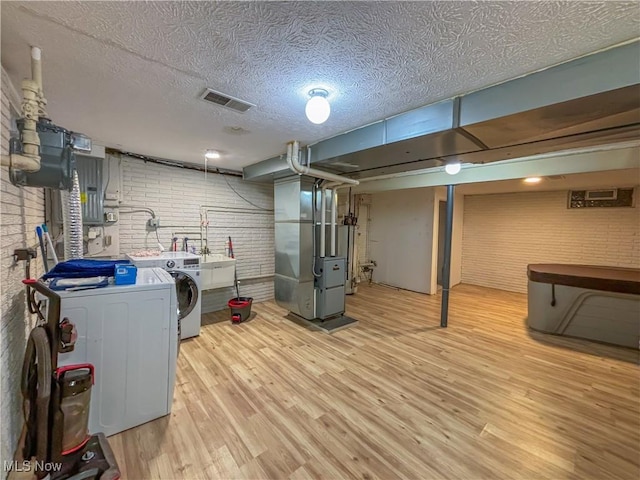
left=528, top=264, right=640, bottom=295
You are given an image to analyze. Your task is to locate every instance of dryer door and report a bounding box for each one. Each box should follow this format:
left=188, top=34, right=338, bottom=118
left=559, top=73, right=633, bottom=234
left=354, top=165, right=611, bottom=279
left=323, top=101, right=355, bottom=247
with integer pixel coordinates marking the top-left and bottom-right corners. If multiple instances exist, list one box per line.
left=170, top=271, right=199, bottom=320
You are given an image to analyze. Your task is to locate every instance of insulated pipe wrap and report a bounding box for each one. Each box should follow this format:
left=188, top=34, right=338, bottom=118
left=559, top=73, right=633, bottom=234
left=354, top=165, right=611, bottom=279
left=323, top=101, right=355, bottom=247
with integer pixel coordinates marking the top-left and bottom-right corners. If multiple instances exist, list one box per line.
left=61, top=170, right=84, bottom=260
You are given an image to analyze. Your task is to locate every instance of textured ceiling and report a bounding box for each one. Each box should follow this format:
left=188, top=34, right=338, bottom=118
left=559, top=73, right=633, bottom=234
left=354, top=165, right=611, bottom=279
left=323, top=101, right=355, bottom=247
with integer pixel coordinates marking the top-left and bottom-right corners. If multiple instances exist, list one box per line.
left=1, top=1, right=638, bottom=170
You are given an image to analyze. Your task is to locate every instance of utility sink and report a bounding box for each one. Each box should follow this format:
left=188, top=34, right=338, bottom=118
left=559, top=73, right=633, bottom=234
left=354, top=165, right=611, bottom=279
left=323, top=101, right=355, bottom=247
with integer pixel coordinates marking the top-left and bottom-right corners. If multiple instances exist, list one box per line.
left=200, top=254, right=236, bottom=290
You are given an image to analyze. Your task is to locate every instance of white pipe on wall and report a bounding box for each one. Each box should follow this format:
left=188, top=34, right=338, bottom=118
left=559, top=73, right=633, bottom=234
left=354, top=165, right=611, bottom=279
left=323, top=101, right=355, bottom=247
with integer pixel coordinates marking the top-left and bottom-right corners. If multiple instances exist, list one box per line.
left=0, top=47, right=44, bottom=172
left=286, top=141, right=360, bottom=186
left=285, top=140, right=358, bottom=259
left=31, top=47, right=43, bottom=96
left=320, top=186, right=327, bottom=258
left=0, top=153, right=40, bottom=171
left=31, top=46, right=47, bottom=119
left=322, top=181, right=355, bottom=259
left=331, top=189, right=338, bottom=257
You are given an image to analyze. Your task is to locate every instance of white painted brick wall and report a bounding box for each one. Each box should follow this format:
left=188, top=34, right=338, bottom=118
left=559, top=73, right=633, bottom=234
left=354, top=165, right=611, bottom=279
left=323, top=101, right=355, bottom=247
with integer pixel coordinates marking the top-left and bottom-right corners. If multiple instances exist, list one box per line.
left=461, top=190, right=640, bottom=293
left=118, top=156, right=274, bottom=312
left=1, top=67, right=45, bottom=473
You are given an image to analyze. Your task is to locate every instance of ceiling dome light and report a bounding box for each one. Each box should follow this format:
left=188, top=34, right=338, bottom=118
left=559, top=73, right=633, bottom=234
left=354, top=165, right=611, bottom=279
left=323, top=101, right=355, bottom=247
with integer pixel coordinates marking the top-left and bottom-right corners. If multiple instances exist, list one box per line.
left=444, top=162, right=461, bottom=175
left=305, top=88, right=330, bottom=124
left=204, top=149, right=220, bottom=160
left=524, top=177, right=542, bottom=184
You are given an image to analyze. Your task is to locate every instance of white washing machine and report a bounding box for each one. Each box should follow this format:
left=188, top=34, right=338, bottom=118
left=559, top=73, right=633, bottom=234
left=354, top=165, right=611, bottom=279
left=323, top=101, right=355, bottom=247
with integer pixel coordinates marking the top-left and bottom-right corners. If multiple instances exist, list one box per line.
left=127, top=252, right=202, bottom=339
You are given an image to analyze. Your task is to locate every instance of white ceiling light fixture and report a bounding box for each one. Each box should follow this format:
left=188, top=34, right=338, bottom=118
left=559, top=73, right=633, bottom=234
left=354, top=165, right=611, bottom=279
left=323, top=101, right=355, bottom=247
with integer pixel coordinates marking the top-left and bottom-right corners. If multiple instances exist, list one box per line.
left=204, top=149, right=220, bottom=160
left=524, top=176, right=542, bottom=184
left=305, top=88, right=330, bottom=124
left=444, top=162, right=461, bottom=175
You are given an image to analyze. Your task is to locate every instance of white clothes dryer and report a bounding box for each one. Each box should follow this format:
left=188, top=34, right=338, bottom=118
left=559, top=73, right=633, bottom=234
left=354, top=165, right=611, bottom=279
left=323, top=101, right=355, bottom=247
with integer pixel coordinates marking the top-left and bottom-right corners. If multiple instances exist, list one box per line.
left=57, top=267, right=178, bottom=436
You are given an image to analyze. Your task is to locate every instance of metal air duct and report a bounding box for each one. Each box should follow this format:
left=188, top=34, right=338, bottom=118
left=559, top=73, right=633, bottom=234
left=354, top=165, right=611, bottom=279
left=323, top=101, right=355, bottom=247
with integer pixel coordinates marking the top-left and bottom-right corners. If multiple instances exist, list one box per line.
left=274, top=176, right=316, bottom=319
left=244, top=41, right=640, bottom=182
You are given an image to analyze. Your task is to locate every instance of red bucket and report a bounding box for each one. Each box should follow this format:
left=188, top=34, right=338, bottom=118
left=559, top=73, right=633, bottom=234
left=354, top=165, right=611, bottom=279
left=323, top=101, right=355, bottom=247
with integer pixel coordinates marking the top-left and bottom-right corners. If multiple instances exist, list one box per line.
left=228, top=297, right=253, bottom=323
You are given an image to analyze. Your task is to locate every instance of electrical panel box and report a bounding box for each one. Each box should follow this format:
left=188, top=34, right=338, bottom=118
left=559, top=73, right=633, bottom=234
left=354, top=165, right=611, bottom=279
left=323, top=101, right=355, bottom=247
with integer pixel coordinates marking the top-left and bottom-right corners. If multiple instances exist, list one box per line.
left=50, top=155, right=104, bottom=225
left=76, top=154, right=104, bottom=225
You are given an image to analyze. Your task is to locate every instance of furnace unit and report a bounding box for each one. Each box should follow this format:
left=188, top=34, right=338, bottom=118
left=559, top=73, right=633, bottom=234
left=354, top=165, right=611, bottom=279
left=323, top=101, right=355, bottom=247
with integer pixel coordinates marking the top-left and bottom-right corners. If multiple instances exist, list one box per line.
left=274, top=175, right=356, bottom=331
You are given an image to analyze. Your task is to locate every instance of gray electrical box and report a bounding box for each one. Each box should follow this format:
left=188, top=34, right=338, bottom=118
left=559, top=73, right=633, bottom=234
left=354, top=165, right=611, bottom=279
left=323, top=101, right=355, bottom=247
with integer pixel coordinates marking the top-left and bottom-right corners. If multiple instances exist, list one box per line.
left=50, top=154, right=104, bottom=225
left=76, top=154, right=104, bottom=224
left=315, top=257, right=346, bottom=319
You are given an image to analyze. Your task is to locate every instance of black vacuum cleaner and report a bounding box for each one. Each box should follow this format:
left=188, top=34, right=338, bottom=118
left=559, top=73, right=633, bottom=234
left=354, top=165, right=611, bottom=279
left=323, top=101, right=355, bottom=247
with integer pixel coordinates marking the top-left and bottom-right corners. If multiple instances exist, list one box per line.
left=20, top=278, right=120, bottom=480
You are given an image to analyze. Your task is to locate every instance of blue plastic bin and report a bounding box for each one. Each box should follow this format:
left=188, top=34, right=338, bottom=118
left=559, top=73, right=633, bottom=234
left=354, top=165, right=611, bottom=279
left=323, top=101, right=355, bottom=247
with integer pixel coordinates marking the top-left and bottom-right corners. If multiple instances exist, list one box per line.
left=114, top=264, right=137, bottom=285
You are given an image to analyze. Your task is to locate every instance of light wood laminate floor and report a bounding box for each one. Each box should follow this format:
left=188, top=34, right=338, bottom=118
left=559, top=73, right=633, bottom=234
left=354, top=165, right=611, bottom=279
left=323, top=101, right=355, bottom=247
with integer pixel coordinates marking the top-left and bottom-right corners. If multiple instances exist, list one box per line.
left=110, top=284, right=639, bottom=479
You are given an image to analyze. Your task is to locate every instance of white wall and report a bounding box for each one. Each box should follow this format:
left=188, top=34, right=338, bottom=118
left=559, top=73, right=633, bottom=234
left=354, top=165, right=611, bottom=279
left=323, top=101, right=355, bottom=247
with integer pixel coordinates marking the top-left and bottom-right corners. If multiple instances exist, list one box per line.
left=366, top=187, right=464, bottom=294
left=1, top=67, right=46, bottom=472
left=433, top=188, right=464, bottom=292
left=462, top=189, right=640, bottom=293
left=117, top=156, right=274, bottom=312
left=369, top=188, right=436, bottom=293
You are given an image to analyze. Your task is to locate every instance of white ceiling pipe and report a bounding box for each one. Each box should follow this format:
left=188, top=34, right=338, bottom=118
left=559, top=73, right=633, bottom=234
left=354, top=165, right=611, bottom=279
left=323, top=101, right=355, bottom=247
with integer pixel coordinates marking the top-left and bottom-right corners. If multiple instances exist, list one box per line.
left=320, top=185, right=327, bottom=258
left=31, top=46, right=47, bottom=118
left=286, top=141, right=359, bottom=186
left=331, top=189, right=338, bottom=257
left=0, top=47, right=43, bottom=172
left=321, top=180, right=354, bottom=257
left=31, top=47, right=43, bottom=96
left=285, top=140, right=358, bottom=259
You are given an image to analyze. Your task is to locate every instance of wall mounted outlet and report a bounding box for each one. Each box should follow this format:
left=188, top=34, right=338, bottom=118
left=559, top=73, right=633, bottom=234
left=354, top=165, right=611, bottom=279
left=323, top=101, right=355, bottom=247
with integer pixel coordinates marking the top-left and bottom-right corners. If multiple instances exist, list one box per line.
left=147, top=218, right=160, bottom=229
left=104, top=211, right=118, bottom=223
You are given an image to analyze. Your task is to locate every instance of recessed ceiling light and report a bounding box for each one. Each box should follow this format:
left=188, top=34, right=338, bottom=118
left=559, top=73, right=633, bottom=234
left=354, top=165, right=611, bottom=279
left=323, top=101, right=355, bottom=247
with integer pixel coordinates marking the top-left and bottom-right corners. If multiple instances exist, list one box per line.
left=205, top=150, right=220, bottom=160
left=305, top=88, right=330, bottom=124
left=444, top=162, right=461, bottom=175
left=524, top=177, right=542, bottom=184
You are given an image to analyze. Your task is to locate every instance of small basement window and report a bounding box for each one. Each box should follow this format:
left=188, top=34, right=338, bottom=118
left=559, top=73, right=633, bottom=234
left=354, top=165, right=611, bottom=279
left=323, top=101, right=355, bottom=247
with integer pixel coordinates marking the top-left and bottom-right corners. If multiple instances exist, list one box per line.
left=568, top=188, right=635, bottom=208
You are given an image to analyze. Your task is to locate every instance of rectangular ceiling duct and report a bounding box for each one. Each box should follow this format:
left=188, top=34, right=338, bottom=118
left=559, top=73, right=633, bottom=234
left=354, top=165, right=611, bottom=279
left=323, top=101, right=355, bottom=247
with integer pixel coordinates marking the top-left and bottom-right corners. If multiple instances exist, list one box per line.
left=244, top=40, right=640, bottom=182
left=200, top=88, right=255, bottom=113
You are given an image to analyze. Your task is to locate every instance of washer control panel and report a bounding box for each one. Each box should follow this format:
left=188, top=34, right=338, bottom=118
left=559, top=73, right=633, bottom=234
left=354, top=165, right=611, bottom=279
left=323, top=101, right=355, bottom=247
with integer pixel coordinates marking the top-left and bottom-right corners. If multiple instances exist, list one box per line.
left=181, top=258, right=200, bottom=269
left=126, top=253, right=200, bottom=270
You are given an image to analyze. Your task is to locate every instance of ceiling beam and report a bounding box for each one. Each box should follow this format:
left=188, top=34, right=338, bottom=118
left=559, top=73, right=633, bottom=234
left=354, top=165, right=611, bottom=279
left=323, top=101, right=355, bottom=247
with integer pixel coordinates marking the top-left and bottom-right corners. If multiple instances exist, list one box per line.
left=352, top=145, right=640, bottom=193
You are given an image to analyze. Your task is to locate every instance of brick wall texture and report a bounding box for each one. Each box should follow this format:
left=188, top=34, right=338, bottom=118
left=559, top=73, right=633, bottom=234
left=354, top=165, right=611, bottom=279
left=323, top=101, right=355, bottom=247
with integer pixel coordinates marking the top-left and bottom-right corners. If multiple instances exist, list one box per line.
left=117, top=156, right=274, bottom=312
left=461, top=190, right=640, bottom=293
left=1, top=67, right=46, bottom=472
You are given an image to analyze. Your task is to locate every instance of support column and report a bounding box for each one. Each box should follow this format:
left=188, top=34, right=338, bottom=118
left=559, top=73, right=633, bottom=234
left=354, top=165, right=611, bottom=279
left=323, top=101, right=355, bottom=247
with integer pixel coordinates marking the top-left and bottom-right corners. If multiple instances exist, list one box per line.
left=440, top=184, right=455, bottom=328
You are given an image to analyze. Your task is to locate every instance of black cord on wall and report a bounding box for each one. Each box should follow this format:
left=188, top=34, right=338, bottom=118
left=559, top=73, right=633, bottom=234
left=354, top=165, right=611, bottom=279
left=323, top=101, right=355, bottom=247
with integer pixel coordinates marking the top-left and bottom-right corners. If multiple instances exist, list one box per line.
left=106, top=148, right=243, bottom=177
left=216, top=168, right=273, bottom=211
